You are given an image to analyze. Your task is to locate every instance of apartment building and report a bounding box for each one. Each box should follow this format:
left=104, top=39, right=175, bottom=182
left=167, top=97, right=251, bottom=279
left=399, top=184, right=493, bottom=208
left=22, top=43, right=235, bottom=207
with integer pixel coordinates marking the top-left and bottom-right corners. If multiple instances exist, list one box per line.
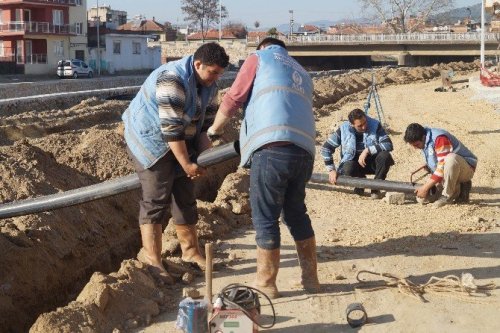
left=87, top=5, right=126, bottom=29
left=0, top=0, right=88, bottom=75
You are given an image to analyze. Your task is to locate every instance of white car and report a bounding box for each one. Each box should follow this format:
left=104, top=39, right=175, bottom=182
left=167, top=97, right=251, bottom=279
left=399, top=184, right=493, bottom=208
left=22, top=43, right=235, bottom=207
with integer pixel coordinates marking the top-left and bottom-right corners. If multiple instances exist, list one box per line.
left=57, top=59, right=93, bottom=79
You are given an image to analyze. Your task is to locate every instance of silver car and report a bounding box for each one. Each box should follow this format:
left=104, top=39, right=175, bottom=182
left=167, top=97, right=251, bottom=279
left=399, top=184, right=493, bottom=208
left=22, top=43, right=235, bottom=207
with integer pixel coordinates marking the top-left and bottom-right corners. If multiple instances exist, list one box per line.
left=57, top=59, right=93, bottom=79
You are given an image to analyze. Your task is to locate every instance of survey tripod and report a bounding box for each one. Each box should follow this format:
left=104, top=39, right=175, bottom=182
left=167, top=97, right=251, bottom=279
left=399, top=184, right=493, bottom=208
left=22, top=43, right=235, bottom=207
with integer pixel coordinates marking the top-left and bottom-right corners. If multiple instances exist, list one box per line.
left=363, top=72, right=387, bottom=128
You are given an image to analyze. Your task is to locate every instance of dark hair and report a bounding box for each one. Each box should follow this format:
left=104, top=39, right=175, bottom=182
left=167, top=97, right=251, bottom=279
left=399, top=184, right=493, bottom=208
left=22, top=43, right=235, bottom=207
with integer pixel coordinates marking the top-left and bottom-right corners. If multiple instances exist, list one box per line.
left=347, top=108, right=366, bottom=124
left=404, top=123, right=426, bottom=143
left=257, top=37, right=287, bottom=50
left=194, top=42, right=229, bottom=68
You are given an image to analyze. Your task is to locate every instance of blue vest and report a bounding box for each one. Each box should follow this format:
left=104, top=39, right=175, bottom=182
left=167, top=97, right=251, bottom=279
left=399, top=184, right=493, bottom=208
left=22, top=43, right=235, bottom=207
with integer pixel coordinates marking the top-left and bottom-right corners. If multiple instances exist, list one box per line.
left=239, top=45, right=316, bottom=167
left=423, top=127, right=477, bottom=172
left=338, top=116, right=380, bottom=171
left=122, top=56, right=217, bottom=168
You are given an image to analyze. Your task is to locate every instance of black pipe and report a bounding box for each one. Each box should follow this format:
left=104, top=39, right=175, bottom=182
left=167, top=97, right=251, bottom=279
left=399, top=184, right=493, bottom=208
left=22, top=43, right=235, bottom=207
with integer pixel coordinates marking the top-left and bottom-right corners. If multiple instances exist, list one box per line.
left=0, top=141, right=240, bottom=219
left=309, top=173, right=419, bottom=194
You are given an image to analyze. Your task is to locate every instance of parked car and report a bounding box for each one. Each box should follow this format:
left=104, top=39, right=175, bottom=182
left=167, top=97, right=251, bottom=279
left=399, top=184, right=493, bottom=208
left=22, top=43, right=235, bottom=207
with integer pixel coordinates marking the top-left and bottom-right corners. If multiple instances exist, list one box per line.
left=57, top=59, right=93, bottom=79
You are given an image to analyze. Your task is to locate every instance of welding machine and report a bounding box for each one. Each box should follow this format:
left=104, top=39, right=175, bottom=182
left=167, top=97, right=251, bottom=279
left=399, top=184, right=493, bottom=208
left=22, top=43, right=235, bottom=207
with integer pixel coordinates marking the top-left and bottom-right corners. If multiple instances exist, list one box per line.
left=208, top=284, right=275, bottom=333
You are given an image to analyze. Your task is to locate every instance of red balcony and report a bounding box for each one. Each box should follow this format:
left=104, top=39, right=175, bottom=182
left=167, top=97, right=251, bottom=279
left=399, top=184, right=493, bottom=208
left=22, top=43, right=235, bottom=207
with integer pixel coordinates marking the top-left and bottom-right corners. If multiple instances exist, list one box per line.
left=0, top=0, right=78, bottom=6
left=0, top=21, right=78, bottom=35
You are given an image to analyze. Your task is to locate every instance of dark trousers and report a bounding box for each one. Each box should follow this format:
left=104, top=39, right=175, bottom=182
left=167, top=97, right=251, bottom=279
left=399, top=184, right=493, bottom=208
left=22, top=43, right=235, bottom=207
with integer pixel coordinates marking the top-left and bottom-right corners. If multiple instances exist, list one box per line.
left=128, top=148, right=197, bottom=226
left=250, top=144, right=315, bottom=250
left=342, top=151, right=394, bottom=180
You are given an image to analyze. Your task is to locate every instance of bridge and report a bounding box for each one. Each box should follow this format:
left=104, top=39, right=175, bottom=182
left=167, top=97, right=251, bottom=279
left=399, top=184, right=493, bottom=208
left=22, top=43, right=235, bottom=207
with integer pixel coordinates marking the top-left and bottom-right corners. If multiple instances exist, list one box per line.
left=248, top=32, right=500, bottom=67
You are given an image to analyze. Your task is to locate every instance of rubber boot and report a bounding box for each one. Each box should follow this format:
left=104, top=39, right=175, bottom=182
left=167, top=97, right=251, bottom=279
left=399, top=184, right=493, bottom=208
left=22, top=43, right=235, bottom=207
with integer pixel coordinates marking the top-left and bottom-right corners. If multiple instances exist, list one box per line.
left=175, top=224, right=206, bottom=271
left=295, top=236, right=320, bottom=293
left=456, top=181, right=472, bottom=203
left=254, top=247, right=281, bottom=299
left=139, top=224, right=174, bottom=285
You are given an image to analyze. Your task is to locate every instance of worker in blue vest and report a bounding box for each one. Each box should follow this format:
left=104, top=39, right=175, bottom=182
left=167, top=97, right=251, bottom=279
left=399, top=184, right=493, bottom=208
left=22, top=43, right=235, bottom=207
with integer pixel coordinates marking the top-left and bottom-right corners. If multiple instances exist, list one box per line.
left=122, top=43, right=229, bottom=284
left=207, top=37, right=319, bottom=298
left=404, top=123, right=477, bottom=207
left=321, top=108, right=394, bottom=199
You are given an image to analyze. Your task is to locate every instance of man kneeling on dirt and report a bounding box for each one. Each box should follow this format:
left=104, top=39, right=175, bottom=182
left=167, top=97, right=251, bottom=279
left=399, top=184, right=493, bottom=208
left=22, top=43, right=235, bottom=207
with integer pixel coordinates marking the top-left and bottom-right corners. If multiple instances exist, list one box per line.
left=122, top=43, right=229, bottom=283
left=321, top=108, right=394, bottom=199
left=404, top=123, right=477, bottom=208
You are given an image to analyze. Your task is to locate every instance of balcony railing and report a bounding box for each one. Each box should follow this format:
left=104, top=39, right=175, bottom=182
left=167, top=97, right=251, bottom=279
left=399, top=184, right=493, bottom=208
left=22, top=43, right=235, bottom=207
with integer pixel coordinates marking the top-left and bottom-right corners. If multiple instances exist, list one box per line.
left=248, top=32, right=500, bottom=45
left=0, top=0, right=78, bottom=5
left=0, top=21, right=78, bottom=34
left=24, top=53, right=47, bottom=64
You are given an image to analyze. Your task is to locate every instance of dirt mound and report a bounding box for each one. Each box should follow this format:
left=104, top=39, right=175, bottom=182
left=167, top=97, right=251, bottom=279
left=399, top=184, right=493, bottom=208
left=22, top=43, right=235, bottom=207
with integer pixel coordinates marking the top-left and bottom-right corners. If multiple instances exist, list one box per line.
left=29, top=170, right=252, bottom=333
left=0, top=59, right=488, bottom=333
left=312, top=60, right=480, bottom=113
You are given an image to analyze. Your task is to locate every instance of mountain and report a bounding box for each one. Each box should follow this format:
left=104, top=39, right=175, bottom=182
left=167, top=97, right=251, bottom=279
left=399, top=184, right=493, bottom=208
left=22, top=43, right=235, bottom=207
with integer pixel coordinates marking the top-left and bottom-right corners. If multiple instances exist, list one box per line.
left=429, top=3, right=492, bottom=25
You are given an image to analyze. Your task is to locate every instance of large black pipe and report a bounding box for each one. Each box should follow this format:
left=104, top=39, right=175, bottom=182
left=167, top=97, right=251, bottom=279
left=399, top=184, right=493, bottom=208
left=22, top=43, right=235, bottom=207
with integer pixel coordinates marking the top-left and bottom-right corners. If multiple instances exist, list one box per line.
left=0, top=141, right=240, bottom=219
left=309, top=173, right=419, bottom=194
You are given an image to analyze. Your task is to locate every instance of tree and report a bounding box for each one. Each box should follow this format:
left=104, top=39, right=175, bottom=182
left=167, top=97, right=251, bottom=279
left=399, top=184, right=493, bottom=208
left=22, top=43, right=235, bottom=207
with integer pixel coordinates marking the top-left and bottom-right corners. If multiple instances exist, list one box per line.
left=267, top=27, right=278, bottom=37
left=254, top=21, right=260, bottom=29
left=224, top=21, right=248, bottom=39
left=358, top=0, right=454, bottom=33
left=181, top=0, right=228, bottom=41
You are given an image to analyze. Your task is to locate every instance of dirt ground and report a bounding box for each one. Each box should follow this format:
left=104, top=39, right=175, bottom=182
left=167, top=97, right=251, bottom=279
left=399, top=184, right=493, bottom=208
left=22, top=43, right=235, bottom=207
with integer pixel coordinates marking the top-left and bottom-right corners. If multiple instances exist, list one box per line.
left=1, top=61, right=499, bottom=333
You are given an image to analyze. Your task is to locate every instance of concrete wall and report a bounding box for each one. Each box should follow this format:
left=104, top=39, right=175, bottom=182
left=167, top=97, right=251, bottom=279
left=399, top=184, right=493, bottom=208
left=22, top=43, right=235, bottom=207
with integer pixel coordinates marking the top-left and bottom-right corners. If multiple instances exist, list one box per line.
left=159, top=40, right=251, bottom=66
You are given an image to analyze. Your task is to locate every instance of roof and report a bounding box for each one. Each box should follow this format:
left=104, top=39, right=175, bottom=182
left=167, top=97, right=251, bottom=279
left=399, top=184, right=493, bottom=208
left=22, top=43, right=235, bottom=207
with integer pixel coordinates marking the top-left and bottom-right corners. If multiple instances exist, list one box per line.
left=118, top=19, right=164, bottom=32
left=187, top=29, right=238, bottom=40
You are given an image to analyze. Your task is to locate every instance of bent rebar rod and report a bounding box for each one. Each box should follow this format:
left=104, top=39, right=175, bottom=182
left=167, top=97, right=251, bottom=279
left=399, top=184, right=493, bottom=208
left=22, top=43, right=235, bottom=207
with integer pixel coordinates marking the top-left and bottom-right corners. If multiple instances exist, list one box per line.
left=0, top=141, right=240, bottom=219
left=310, top=173, right=420, bottom=194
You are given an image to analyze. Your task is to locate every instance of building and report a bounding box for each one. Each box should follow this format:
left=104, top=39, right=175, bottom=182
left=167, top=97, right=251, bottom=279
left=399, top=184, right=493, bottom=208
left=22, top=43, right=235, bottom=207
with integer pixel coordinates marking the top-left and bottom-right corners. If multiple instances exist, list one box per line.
left=87, top=5, right=126, bottom=29
left=87, top=25, right=161, bottom=74
left=0, top=0, right=88, bottom=75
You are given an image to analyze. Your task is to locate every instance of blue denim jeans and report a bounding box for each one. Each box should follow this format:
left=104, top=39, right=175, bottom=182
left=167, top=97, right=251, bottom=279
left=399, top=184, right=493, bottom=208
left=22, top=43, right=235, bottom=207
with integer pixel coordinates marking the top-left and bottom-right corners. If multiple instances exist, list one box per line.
left=250, top=144, right=315, bottom=250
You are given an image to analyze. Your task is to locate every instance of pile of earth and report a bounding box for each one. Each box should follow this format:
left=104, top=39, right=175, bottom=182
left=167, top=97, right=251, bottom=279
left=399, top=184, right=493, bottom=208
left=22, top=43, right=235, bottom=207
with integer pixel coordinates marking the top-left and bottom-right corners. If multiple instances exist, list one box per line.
left=0, top=60, right=483, bottom=333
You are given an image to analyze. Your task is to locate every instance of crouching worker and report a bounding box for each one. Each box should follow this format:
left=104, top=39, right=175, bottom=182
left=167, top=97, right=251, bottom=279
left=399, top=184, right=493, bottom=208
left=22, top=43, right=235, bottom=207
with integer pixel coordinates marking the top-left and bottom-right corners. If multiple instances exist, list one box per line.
left=122, top=43, right=229, bottom=283
left=321, top=108, right=394, bottom=199
left=404, top=123, right=477, bottom=207
left=207, top=37, right=320, bottom=298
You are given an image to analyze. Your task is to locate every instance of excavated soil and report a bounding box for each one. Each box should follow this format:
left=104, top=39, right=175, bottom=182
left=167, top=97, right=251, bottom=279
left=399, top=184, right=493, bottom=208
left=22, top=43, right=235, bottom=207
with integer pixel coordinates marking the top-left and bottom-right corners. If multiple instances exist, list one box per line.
left=0, top=60, right=498, bottom=333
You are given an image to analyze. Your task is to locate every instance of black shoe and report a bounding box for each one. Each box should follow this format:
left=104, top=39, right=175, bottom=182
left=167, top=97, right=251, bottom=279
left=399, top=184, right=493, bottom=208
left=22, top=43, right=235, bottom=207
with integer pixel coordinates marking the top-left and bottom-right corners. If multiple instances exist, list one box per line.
left=354, top=188, right=364, bottom=196
left=370, top=190, right=383, bottom=200
left=456, top=181, right=472, bottom=203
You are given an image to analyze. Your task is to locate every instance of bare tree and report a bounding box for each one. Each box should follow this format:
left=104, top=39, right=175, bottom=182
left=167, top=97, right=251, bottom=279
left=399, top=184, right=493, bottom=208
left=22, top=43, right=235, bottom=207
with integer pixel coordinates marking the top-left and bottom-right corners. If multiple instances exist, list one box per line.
left=181, top=0, right=228, bottom=41
left=224, top=21, right=248, bottom=38
left=359, top=0, right=454, bottom=33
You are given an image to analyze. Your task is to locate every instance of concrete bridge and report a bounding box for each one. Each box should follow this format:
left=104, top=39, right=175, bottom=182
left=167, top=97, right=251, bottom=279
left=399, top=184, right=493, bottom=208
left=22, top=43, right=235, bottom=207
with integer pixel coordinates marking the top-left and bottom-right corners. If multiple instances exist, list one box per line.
left=248, top=32, right=500, bottom=67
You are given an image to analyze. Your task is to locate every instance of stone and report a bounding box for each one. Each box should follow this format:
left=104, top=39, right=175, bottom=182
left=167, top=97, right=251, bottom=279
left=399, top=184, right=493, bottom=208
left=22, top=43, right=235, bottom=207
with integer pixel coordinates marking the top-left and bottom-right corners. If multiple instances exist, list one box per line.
left=382, top=192, right=405, bottom=205
left=182, top=287, right=200, bottom=298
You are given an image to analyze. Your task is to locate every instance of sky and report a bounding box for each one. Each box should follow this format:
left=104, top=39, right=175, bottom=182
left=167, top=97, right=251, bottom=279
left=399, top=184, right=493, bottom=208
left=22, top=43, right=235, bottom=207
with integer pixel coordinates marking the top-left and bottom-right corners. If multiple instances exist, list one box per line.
left=88, top=0, right=483, bottom=28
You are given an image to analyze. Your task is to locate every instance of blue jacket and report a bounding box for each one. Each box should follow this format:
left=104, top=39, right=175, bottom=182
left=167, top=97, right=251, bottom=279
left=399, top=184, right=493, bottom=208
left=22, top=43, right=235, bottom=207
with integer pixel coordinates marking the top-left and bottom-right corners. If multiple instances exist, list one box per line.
left=239, top=45, right=316, bottom=167
left=423, top=127, right=477, bottom=172
left=122, top=56, right=217, bottom=168
left=337, top=116, right=391, bottom=171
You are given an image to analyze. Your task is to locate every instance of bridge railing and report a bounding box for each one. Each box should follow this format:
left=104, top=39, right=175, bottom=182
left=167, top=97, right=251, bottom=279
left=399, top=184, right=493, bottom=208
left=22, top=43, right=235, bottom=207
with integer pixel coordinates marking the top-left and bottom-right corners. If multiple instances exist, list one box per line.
left=247, top=32, right=500, bottom=45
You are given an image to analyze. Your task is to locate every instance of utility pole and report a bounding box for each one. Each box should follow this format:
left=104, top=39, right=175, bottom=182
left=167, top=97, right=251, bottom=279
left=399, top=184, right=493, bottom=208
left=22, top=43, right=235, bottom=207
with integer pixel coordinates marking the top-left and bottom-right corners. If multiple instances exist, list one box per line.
left=219, top=0, right=222, bottom=41
left=96, top=0, right=100, bottom=75
left=289, top=9, right=294, bottom=40
left=480, top=0, right=485, bottom=67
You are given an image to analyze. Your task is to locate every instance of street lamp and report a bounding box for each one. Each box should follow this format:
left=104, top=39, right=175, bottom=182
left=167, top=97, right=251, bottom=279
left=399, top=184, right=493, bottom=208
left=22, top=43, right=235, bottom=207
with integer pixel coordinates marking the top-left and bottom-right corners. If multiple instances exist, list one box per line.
left=480, top=0, right=485, bottom=66
left=96, top=0, right=100, bottom=76
left=219, top=0, right=222, bottom=41
left=289, top=10, right=294, bottom=40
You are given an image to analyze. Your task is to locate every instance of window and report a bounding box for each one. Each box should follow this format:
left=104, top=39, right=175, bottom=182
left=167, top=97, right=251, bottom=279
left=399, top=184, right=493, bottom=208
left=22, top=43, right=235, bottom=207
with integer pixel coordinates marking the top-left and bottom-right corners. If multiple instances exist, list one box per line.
left=53, top=40, right=64, bottom=56
left=75, top=22, right=83, bottom=35
left=75, top=0, right=82, bottom=5
left=113, top=41, right=121, bottom=54
left=53, top=10, right=63, bottom=26
left=0, top=41, right=4, bottom=57
left=0, top=10, right=3, bottom=24
left=132, top=42, right=141, bottom=54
